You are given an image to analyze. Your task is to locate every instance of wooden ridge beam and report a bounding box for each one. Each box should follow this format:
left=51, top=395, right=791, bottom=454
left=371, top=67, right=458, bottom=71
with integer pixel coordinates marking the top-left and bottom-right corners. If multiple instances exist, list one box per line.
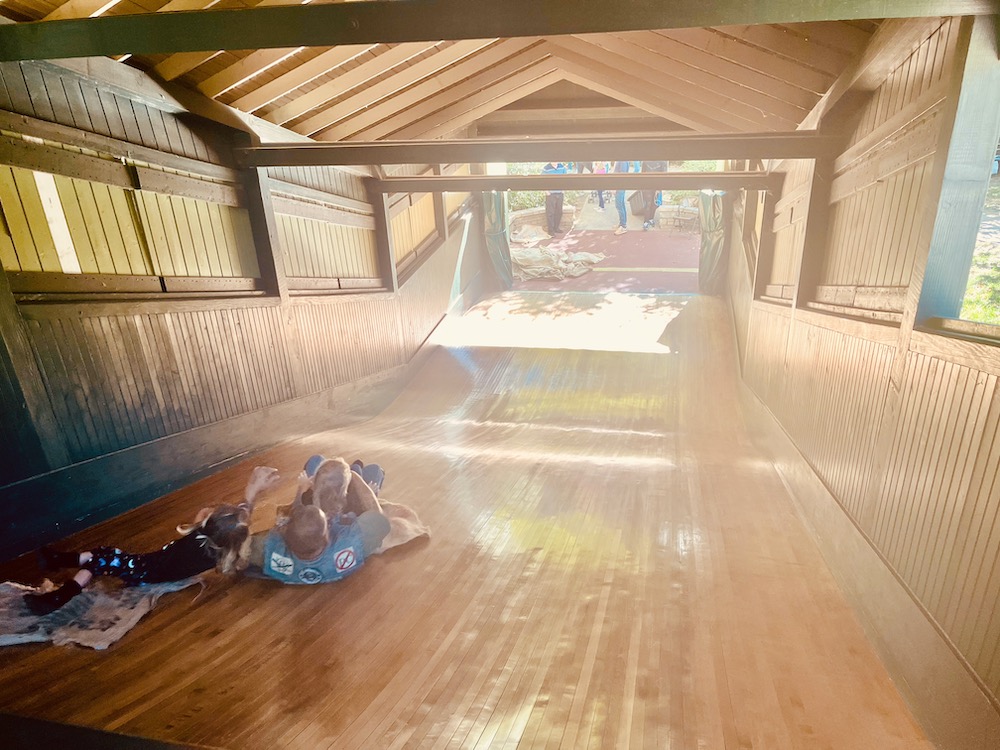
left=239, top=132, right=839, bottom=167
left=0, top=0, right=993, bottom=61
left=367, top=171, right=783, bottom=193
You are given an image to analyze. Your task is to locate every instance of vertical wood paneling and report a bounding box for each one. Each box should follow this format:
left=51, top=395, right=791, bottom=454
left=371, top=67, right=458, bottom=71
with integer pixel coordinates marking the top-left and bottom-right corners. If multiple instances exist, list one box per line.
left=19, top=218, right=460, bottom=465
left=819, top=24, right=949, bottom=303
left=391, top=193, right=439, bottom=265
left=25, top=305, right=298, bottom=463
left=853, top=19, right=954, bottom=143
left=266, top=165, right=368, bottom=204
left=748, top=295, right=1000, bottom=705
left=276, top=213, right=378, bottom=279
left=130, top=192, right=256, bottom=278
left=768, top=160, right=812, bottom=291
left=756, top=313, right=895, bottom=521
left=861, top=351, right=1000, bottom=699
left=292, top=296, right=406, bottom=394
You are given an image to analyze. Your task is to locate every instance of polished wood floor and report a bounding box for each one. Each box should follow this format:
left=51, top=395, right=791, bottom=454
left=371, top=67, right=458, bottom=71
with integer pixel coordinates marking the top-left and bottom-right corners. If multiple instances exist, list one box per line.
left=0, top=292, right=931, bottom=749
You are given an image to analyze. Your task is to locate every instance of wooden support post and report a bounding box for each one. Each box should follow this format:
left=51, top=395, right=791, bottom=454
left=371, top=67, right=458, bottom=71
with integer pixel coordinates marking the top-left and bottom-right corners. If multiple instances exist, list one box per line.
left=241, top=166, right=288, bottom=301
left=793, top=157, right=834, bottom=310
left=432, top=165, right=449, bottom=243
left=751, top=183, right=781, bottom=301
left=0, top=266, right=69, bottom=475
left=241, top=164, right=306, bottom=396
left=366, top=181, right=399, bottom=292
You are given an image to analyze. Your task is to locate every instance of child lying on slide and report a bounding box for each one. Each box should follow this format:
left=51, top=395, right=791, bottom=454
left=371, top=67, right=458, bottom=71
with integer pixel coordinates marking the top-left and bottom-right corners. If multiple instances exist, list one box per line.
left=243, top=456, right=391, bottom=585
left=22, top=466, right=282, bottom=616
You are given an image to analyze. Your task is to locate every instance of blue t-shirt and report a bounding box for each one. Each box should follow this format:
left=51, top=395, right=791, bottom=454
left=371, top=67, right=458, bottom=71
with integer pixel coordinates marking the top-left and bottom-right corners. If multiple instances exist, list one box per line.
left=541, top=162, right=567, bottom=194
left=262, top=516, right=366, bottom=584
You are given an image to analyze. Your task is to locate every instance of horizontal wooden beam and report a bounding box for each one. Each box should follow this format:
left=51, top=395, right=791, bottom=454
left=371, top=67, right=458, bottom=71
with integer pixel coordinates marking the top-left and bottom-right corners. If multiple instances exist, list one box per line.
left=368, top=172, right=783, bottom=193
left=0, top=0, right=993, bottom=61
left=240, top=133, right=839, bottom=167
left=0, top=133, right=242, bottom=205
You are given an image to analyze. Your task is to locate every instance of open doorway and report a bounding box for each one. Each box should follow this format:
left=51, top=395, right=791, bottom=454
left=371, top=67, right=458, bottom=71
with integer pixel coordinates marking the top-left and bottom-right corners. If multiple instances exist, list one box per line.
left=503, top=161, right=718, bottom=294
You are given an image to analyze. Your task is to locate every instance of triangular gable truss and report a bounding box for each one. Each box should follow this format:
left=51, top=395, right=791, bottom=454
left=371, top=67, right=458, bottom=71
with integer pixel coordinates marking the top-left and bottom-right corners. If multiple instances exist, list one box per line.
left=228, top=28, right=844, bottom=141
left=0, top=1, right=975, bottom=145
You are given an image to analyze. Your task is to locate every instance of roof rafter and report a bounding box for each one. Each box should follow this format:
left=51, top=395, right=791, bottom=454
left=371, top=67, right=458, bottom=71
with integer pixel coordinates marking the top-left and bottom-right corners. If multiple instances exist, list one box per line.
left=0, top=0, right=991, bottom=61
left=658, top=27, right=835, bottom=94
left=153, top=0, right=305, bottom=82
left=388, top=63, right=564, bottom=140
left=802, top=16, right=949, bottom=128
left=607, top=30, right=816, bottom=112
left=546, top=40, right=761, bottom=132
left=268, top=42, right=435, bottom=125
left=197, top=46, right=306, bottom=99
left=296, top=39, right=496, bottom=137
left=337, top=39, right=542, bottom=141
left=555, top=64, right=724, bottom=133
left=574, top=32, right=807, bottom=125
left=229, top=44, right=377, bottom=113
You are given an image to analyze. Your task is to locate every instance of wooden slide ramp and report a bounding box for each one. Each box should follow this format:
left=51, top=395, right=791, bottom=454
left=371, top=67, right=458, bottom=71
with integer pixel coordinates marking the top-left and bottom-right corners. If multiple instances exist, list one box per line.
left=0, top=292, right=929, bottom=749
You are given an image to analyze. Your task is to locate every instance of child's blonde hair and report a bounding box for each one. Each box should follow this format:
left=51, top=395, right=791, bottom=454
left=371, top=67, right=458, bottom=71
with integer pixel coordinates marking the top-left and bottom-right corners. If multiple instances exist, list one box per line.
left=177, top=503, right=252, bottom=575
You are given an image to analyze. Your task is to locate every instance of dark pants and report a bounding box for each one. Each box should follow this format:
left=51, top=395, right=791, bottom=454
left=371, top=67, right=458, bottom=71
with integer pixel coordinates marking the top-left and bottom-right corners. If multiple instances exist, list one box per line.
left=545, top=193, right=564, bottom=234
left=641, top=191, right=658, bottom=222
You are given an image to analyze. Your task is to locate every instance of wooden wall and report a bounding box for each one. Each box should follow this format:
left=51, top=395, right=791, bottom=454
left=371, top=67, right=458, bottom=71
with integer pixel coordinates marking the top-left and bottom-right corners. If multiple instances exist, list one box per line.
left=0, top=58, right=484, bottom=558
left=732, top=16, right=1000, bottom=748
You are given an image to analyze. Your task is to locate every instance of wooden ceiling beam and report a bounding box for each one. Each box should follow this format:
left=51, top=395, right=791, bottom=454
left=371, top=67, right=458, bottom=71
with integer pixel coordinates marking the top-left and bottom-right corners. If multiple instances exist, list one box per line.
left=368, top=171, right=784, bottom=193
left=775, top=20, right=873, bottom=55
left=297, top=39, right=496, bottom=136
left=197, top=46, right=305, bottom=99
left=577, top=32, right=807, bottom=125
left=556, top=65, right=725, bottom=133
left=268, top=42, right=434, bottom=125
left=547, top=42, right=760, bottom=132
left=612, top=30, right=818, bottom=112
left=153, top=50, right=223, bottom=82
left=714, top=24, right=853, bottom=76
left=239, top=132, right=839, bottom=167
left=229, top=44, right=376, bottom=113
left=659, top=27, right=835, bottom=95
left=387, top=64, right=564, bottom=140
left=42, top=0, right=123, bottom=21
left=0, top=0, right=992, bottom=61
left=153, top=0, right=306, bottom=81
left=336, top=39, right=542, bottom=141
left=802, top=16, right=948, bottom=128
left=481, top=106, right=647, bottom=124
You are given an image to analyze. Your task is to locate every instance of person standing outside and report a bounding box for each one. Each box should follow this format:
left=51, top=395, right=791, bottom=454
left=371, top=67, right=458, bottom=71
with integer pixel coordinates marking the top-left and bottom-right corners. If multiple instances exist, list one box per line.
left=613, top=160, right=631, bottom=235
left=541, top=161, right=568, bottom=235
left=593, top=161, right=607, bottom=210
left=640, top=160, right=668, bottom=230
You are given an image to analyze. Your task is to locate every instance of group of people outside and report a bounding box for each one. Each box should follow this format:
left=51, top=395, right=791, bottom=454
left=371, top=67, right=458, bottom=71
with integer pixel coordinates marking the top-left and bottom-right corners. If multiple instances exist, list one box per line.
left=539, top=160, right=669, bottom=237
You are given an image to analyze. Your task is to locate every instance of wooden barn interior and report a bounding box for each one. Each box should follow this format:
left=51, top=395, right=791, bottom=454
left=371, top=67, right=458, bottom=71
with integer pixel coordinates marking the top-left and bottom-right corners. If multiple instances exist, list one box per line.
left=0, top=1, right=999, bottom=747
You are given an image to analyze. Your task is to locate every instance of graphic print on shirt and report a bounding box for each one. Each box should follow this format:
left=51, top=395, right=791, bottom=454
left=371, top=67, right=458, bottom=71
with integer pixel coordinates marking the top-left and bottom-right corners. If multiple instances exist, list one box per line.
left=335, top=546, right=357, bottom=572
left=270, top=551, right=294, bottom=576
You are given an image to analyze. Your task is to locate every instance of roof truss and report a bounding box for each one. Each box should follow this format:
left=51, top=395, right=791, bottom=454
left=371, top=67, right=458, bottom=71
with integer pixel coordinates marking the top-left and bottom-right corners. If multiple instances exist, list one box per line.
left=0, top=0, right=992, bottom=61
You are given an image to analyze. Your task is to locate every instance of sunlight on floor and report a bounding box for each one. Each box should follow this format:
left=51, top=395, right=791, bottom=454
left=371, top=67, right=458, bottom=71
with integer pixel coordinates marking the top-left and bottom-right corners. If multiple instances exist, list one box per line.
left=432, top=291, right=691, bottom=353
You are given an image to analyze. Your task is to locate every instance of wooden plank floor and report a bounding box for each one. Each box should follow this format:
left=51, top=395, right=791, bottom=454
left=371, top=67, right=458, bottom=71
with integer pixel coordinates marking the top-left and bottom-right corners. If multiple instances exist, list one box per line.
left=0, top=292, right=932, bottom=749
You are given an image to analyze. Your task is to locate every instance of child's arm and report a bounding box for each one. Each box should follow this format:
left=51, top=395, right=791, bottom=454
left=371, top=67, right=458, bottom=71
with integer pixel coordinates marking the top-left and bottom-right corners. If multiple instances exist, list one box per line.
left=275, top=470, right=313, bottom=523
left=243, top=466, right=281, bottom=511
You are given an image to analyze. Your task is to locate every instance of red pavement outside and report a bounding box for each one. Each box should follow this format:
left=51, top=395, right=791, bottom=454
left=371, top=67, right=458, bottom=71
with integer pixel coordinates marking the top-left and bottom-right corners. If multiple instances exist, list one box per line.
left=512, top=199, right=702, bottom=294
